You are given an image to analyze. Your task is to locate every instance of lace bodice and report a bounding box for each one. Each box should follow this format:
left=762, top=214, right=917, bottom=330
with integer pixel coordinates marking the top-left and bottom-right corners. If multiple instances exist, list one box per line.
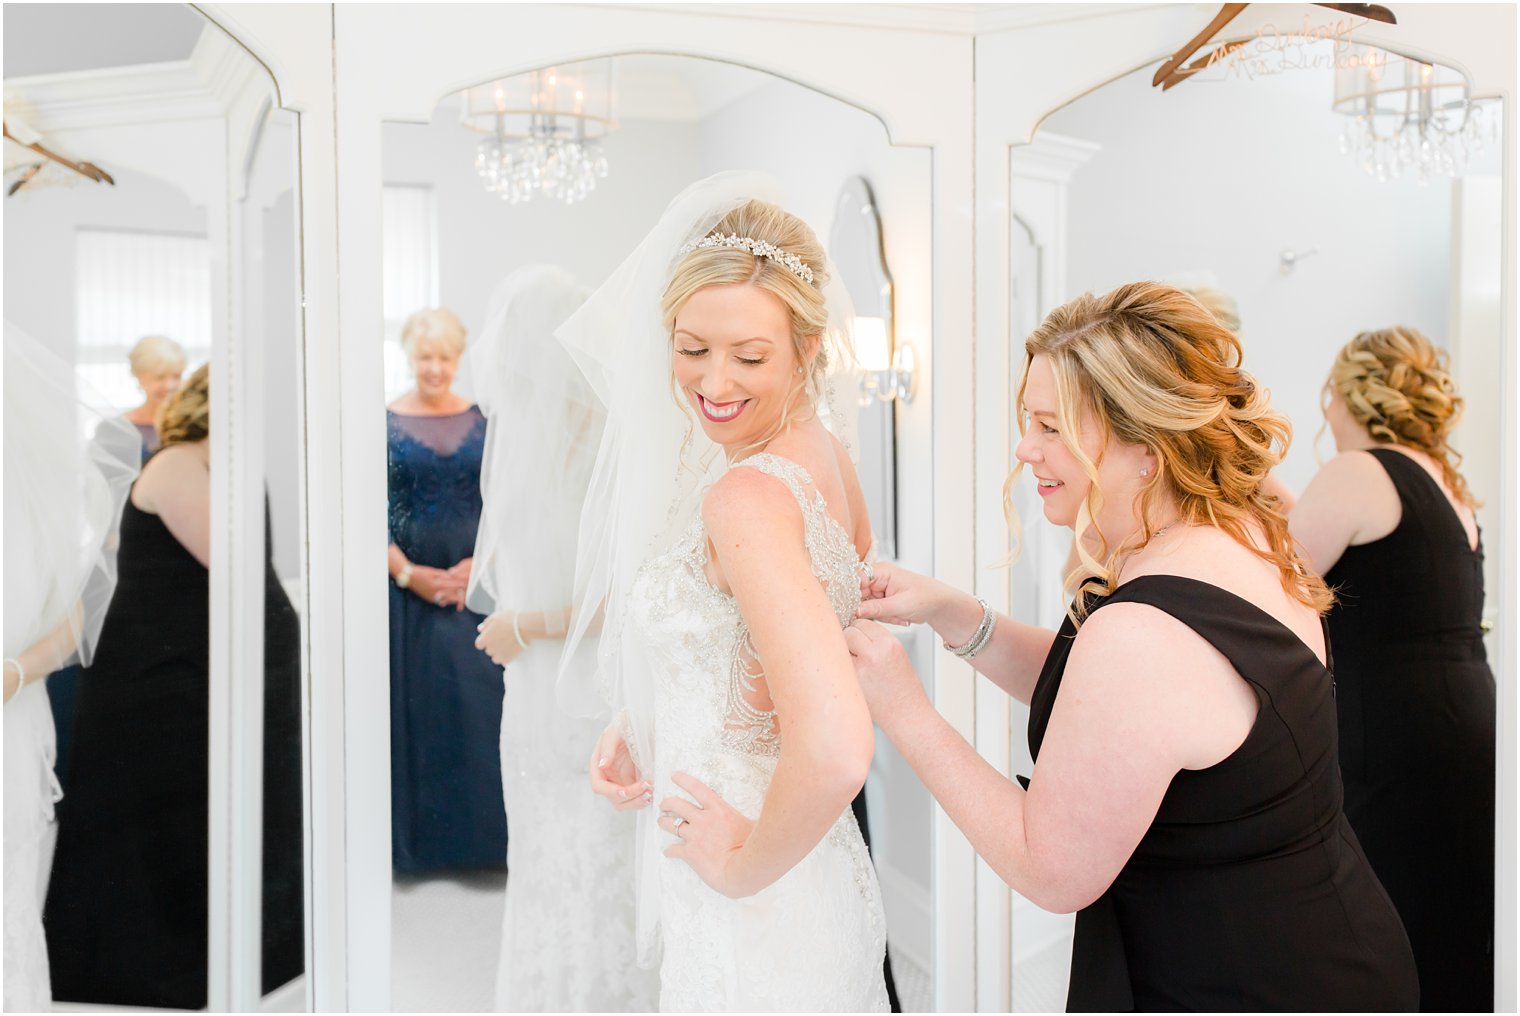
left=631, top=452, right=864, bottom=761
left=626, top=451, right=888, bottom=1012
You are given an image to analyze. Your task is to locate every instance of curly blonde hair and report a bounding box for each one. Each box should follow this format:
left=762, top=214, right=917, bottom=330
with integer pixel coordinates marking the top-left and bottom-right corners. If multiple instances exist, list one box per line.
left=1327, top=326, right=1477, bottom=509
left=1010, top=282, right=1331, bottom=621
left=157, top=363, right=209, bottom=447
left=661, top=200, right=836, bottom=455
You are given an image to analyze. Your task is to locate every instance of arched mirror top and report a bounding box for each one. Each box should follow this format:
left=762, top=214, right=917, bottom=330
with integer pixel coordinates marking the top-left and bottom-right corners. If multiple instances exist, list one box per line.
left=3, top=4, right=284, bottom=207
left=831, top=176, right=894, bottom=325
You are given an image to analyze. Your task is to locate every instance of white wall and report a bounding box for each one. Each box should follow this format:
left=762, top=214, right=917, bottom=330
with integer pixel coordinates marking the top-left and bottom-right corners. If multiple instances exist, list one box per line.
left=3, top=166, right=208, bottom=364
left=1044, top=55, right=1455, bottom=491
left=382, top=111, right=704, bottom=373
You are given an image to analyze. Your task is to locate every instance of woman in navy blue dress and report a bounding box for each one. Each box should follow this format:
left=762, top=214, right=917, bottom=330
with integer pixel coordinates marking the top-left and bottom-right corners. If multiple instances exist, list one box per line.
left=387, top=308, right=507, bottom=873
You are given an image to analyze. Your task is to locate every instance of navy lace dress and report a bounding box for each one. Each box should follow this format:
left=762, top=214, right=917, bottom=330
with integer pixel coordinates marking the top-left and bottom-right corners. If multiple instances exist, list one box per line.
left=388, top=407, right=507, bottom=873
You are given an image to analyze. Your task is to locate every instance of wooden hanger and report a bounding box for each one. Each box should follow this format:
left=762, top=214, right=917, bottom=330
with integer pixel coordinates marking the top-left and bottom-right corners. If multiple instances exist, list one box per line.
left=3, top=122, right=115, bottom=193
left=1154, top=3, right=1397, bottom=91
left=1153, top=4, right=1250, bottom=89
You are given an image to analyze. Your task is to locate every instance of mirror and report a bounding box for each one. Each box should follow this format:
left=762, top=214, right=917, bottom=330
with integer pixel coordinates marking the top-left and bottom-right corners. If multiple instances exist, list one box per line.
left=379, top=53, right=934, bottom=1012
left=831, top=175, right=900, bottom=561
left=1007, top=40, right=1504, bottom=1012
left=3, top=3, right=306, bottom=1009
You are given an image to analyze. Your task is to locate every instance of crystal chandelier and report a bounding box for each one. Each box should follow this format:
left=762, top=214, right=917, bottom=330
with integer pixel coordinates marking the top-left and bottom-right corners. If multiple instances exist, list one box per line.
left=1333, top=45, right=1496, bottom=185
left=461, top=62, right=615, bottom=205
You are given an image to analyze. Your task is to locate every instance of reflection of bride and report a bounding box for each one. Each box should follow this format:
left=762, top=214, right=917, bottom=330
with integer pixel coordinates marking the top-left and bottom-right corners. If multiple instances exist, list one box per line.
left=2, top=324, right=138, bottom=1012
left=465, top=266, right=657, bottom=1012
left=565, top=173, right=888, bottom=1011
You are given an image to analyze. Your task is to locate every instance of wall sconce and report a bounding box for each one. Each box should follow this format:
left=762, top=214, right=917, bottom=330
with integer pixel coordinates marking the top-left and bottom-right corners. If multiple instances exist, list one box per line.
left=855, top=315, right=916, bottom=405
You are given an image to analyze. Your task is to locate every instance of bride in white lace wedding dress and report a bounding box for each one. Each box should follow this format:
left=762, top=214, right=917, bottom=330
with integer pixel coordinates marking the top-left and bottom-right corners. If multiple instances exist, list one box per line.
left=562, top=174, right=889, bottom=1012
left=466, top=266, right=657, bottom=1011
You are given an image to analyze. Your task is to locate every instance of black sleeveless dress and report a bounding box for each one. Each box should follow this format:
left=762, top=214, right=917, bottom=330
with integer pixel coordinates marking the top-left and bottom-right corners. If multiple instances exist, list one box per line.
left=1325, top=447, right=1495, bottom=1012
left=1026, top=574, right=1417, bottom=1011
left=44, top=497, right=304, bottom=1009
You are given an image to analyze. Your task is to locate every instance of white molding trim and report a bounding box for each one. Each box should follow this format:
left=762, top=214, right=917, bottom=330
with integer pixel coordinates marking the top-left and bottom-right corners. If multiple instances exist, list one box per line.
left=3, top=61, right=223, bottom=132
left=605, top=3, right=1170, bottom=37
left=1010, top=131, right=1102, bottom=183
left=3, top=24, right=269, bottom=137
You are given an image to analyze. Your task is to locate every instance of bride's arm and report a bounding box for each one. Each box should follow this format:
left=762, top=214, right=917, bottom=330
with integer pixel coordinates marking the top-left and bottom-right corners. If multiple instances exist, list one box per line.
left=663, top=468, right=874, bottom=899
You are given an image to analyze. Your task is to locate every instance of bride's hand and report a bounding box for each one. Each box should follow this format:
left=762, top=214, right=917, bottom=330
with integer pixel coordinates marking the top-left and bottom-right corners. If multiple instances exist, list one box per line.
left=844, top=618, right=929, bottom=727
left=857, top=560, right=951, bottom=627
left=474, top=611, right=526, bottom=667
left=659, top=772, right=755, bottom=899
left=588, top=723, right=651, bottom=811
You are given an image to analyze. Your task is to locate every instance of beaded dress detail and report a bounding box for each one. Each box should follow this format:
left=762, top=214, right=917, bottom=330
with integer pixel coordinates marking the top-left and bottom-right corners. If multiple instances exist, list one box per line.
left=626, top=452, right=888, bottom=1012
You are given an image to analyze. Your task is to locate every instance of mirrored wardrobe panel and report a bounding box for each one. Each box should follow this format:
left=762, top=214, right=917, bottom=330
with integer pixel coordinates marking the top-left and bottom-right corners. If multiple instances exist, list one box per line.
left=375, top=52, right=935, bottom=1012
left=1003, top=37, right=1505, bottom=1013
left=3, top=3, right=307, bottom=1010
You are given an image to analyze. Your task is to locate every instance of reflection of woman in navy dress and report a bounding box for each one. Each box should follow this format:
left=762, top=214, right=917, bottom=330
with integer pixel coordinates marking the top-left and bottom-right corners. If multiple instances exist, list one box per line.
left=387, top=308, right=507, bottom=873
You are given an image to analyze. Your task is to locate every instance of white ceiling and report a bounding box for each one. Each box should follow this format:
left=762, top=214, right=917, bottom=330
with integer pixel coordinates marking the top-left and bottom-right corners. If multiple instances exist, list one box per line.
left=3, top=3, right=205, bottom=79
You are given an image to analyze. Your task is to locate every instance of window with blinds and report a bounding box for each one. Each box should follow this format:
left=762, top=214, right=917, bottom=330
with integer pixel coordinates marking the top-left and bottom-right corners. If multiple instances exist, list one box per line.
left=381, top=184, right=440, bottom=401
left=74, top=228, right=212, bottom=412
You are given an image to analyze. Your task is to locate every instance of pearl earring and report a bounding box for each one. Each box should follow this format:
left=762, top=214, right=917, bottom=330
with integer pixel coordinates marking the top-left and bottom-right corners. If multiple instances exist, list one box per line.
left=1139, top=467, right=1149, bottom=477
left=796, top=366, right=805, bottom=375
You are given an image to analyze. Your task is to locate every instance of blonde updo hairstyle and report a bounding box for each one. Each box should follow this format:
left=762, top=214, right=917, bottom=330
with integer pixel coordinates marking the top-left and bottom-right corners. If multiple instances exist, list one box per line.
left=660, top=200, right=832, bottom=452
left=157, top=363, right=209, bottom=447
left=128, top=335, right=187, bottom=376
left=1010, top=282, right=1331, bottom=621
left=1326, top=326, right=1476, bottom=509
left=400, top=308, right=467, bottom=360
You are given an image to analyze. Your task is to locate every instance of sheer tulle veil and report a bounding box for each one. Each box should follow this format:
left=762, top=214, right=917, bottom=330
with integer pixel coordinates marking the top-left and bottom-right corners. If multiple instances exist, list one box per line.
left=553, top=171, right=860, bottom=963
left=3, top=322, right=140, bottom=666
left=464, top=265, right=599, bottom=625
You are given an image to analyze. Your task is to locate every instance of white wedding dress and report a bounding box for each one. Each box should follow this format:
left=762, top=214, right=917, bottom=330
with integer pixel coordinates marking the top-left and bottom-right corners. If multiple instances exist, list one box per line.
left=3, top=683, right=62, bottom=1012
left=495, top=635, right=659, bottom=1011
left=628, top=453, right=889, bottom=1013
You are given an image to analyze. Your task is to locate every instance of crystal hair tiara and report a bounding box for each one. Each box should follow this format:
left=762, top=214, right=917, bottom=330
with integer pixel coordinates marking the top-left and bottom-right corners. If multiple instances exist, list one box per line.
left=676, top=232, right=816, bottom=285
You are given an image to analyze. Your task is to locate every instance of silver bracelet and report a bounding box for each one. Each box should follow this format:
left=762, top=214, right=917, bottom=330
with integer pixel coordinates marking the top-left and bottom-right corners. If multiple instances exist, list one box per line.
left=943, top=597, right=996, bottom=659
left=4, top=657, right=26, bottom=693
left=511, top=613, right=529, bottom=651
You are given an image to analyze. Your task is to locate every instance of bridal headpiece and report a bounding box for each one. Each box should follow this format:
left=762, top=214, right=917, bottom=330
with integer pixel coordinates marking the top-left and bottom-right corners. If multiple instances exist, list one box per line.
left=676, top=232, right=816, bottom=286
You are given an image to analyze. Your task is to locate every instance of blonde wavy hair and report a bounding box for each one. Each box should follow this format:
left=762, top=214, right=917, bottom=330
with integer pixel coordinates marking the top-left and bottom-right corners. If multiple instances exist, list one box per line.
left=661, top=200, right=833, bottom=456
left=1326, top=326, right=1477, bottom=509
left=1009, top=282, right=1331, bottom=621
left=157, top=363, right=209, bottom=447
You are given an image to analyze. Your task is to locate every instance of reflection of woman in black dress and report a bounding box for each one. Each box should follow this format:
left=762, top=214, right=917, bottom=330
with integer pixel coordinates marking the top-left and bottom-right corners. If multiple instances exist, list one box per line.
left=44, top=366, right=304, bottom=1009
left=1283, top=327, right=1494, bottom=1012
left=844, top=285, right=1416, bottom=1010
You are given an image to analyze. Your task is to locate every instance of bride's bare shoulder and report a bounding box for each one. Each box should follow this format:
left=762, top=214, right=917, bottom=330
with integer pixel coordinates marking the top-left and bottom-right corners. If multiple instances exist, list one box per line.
left=701, top=463, right=804, bottom=540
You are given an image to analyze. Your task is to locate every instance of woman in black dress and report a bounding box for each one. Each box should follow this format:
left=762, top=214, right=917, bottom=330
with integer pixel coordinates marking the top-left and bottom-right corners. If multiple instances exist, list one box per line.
left=44, top=366, right=304, bottom=1009
left=843, top=283, right=1417, bottom=1010
left=1281, top=326, right=1494, bottom=1011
